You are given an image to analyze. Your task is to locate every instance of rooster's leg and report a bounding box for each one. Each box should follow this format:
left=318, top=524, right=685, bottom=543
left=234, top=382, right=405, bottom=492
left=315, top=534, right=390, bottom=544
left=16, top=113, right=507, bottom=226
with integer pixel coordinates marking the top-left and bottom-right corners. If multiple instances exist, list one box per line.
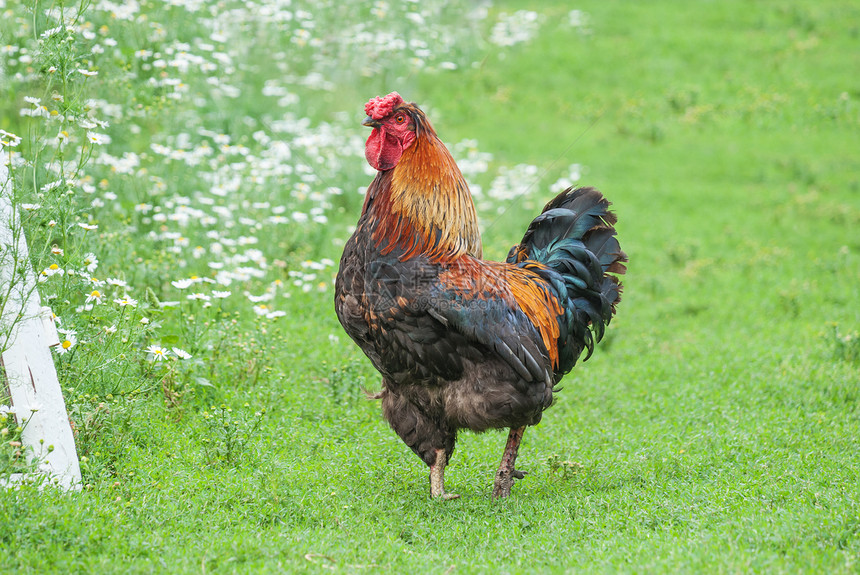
left=429, top=448, right=460, bottom=500
left=493, top=426, right=526, bottom=499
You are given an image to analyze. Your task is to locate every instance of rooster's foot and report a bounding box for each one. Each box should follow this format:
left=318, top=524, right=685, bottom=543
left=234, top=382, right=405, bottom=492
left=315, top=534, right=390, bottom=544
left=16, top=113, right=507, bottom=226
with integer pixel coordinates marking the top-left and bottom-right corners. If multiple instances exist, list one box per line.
left=493, top=427, right=527, bottom=499
left=434, top=491, right=460, bottom=501
left=492, top=468, right=526, bottom=499
left=429, top=449, right=459, bottom=500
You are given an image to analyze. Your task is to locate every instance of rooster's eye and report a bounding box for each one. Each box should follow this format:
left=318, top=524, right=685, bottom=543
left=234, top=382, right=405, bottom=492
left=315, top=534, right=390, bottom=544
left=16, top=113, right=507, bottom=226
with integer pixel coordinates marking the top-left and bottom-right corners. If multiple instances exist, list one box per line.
left=395, top=115, right=405, bottom=124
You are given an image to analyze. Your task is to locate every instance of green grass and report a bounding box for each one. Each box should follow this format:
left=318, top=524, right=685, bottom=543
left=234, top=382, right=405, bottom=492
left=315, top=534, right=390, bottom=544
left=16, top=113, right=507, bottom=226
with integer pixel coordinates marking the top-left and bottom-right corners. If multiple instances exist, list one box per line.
left=2, top=0, right=860, bottom=572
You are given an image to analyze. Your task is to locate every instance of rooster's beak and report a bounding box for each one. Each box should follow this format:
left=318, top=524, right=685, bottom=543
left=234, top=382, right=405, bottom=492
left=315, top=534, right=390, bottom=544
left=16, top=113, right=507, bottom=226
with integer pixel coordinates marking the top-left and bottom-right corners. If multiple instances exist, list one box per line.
left=362, top=116, right=381, bottom=129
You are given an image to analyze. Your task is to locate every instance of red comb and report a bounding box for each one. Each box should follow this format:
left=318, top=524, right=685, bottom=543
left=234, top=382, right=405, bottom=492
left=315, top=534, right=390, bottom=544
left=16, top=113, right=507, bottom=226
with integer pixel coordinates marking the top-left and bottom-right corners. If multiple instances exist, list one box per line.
left=364, top=92, right=404, bottom=120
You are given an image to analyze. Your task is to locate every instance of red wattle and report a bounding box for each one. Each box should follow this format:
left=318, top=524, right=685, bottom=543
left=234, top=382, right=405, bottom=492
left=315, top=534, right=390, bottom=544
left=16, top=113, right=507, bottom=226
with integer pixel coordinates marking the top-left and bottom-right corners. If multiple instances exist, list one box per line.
left=365, top=128, right=403, bottom=171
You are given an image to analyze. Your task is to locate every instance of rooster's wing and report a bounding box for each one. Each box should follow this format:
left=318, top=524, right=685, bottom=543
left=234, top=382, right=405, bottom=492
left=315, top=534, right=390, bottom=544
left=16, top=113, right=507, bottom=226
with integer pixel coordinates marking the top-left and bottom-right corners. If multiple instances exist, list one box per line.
left=357, top=255, right=556, bottom=391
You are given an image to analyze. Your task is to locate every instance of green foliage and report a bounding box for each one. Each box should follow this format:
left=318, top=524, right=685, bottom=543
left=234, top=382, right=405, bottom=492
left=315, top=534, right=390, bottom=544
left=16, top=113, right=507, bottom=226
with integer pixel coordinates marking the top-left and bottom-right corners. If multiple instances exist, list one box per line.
left=1, top=0, right=859, bottom=573
left=830, top=324, right=860, bottom=364
left=0, top=405, right=52, bottom=477
left=200, top=403, right=265, bottom=465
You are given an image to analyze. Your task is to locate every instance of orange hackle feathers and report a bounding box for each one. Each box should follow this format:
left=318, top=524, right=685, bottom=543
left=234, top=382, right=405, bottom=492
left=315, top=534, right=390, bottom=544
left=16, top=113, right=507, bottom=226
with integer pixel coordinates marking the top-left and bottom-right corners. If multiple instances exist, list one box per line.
left=366, top=104, right=482, bottom=261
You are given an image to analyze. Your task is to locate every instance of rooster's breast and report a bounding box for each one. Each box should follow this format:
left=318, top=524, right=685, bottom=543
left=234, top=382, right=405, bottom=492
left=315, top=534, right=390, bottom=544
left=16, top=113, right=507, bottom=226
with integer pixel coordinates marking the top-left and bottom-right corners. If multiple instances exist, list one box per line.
left=334, top=229, right=374, bottom=349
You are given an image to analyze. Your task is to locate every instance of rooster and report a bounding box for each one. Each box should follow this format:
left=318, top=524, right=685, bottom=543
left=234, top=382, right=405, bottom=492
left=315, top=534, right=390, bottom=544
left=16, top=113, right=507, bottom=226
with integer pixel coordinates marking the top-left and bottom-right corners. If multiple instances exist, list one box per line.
left=335, top=92, right=626, bottom=499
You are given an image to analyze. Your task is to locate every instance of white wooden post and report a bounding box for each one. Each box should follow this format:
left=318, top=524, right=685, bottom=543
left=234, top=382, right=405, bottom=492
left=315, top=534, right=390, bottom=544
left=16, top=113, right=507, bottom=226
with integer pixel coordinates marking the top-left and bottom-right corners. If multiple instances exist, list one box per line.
left=0, top=161, right=81, bottom=490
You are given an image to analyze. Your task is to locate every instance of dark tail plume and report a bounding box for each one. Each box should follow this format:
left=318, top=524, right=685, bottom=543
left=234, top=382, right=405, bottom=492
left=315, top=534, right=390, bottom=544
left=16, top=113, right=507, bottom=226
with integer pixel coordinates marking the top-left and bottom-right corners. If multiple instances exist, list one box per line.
left=507, top=187, right=627, bottom=374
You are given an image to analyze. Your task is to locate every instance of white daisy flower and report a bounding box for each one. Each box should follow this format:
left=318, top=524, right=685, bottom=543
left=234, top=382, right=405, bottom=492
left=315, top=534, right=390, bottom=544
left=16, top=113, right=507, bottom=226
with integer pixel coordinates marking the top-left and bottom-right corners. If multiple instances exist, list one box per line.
left=171, top=278, right=195, bottom=290
left=113, top=295, right=138, bottom=307
left=145, top=345, right=170, bottom=361
left=56, top=332, right=78, bottom=355
left=85, top=290, right=104, bottom=304
left=0, top=129, right=22, bottom=148
left=171, top=347, right=192, bottom=360
left=86, top=131, right=111, bottom=145
left=82, top=252, right=99, bottom=272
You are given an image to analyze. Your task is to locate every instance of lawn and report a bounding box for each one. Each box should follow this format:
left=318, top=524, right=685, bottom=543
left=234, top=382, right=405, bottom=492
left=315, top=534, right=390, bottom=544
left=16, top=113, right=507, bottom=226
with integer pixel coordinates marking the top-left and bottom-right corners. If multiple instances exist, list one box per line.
left=1, top=0, right=859, bottom=572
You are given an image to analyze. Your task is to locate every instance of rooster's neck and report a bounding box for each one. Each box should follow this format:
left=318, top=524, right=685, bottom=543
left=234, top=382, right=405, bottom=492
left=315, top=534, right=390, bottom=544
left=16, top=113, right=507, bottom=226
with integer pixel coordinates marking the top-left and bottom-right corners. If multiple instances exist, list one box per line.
left=366, top=133, right=483, bottom=261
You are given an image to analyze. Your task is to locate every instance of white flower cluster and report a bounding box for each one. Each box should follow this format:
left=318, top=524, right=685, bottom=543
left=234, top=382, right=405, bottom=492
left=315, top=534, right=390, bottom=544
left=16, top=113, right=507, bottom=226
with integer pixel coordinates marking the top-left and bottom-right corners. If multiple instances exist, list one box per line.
left=489, top=11, right=544, bottom=47
left=552, top=163, right=585, bottom=193
left=2, top=0, right=583, bottom=370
